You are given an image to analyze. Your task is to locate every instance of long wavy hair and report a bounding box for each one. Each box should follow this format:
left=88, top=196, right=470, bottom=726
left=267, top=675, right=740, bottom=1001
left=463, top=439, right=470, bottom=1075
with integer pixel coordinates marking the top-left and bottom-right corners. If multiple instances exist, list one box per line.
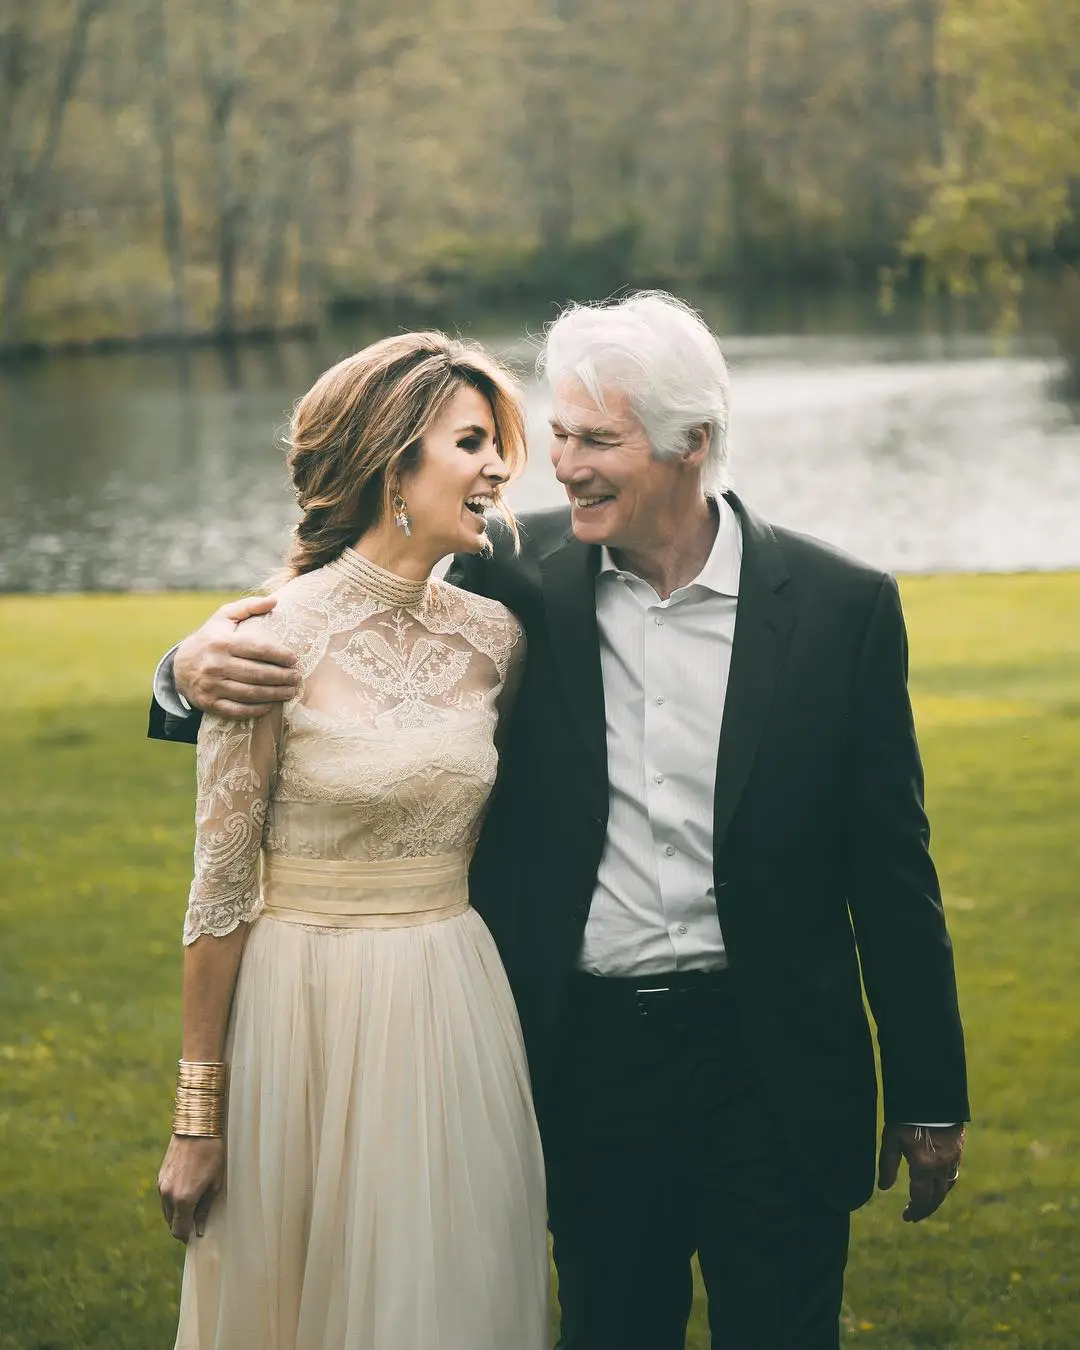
left=278, top=331, right=527, bottom=581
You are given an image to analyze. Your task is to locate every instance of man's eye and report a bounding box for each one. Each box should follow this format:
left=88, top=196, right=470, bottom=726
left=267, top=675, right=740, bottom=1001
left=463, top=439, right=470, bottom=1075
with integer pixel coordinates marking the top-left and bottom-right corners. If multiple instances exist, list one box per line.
left=552, top=430, right=568, bottom=441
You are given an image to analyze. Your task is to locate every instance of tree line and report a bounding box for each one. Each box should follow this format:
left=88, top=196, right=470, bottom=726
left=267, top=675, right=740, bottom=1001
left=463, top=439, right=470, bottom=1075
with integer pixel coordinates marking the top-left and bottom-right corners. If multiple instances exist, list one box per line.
left=0, top=0, right=1076, bottom=351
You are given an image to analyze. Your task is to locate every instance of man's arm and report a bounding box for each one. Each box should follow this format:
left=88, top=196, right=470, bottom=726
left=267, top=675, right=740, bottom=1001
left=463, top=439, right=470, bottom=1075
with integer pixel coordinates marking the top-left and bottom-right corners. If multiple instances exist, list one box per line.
left=148, top=646, right=201, bottom=744
left=146, top=596, right=299, bottom=742
left=845, top=573, right=969, bottom=1219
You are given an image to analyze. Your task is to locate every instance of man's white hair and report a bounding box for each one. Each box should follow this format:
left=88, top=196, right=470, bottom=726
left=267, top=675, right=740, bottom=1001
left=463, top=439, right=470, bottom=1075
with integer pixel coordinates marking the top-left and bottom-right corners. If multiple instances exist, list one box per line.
left=538, top=290, right=731, bottom=491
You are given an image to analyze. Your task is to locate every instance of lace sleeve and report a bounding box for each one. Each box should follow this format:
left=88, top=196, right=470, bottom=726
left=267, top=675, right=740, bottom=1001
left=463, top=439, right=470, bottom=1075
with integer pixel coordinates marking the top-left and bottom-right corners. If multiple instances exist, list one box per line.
left=183, top=709, right=281, bottom=945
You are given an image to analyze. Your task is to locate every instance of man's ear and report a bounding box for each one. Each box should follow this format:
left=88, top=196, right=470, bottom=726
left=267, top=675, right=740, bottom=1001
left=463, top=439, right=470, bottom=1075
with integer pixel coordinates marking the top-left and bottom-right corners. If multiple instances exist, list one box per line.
left=684, top=423, right=711, bottom=464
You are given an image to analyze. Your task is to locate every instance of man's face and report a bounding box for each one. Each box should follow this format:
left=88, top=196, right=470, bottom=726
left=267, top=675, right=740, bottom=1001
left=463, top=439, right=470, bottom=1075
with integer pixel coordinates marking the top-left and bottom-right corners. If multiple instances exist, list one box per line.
left=549, top=378, right=688, bottom=553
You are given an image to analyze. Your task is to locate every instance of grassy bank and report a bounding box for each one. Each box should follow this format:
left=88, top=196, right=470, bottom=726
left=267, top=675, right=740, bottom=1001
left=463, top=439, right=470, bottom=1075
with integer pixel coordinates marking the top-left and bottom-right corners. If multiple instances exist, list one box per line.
left=1, top=577, right=1078, bottom=1349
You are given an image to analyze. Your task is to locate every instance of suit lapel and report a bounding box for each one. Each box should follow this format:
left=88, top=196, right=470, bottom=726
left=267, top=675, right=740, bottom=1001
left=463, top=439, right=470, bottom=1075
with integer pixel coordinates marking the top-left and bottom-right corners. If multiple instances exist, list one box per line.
left=539, top=533, right=609, bottom=795
left=713, top=493, right=794, bottom=852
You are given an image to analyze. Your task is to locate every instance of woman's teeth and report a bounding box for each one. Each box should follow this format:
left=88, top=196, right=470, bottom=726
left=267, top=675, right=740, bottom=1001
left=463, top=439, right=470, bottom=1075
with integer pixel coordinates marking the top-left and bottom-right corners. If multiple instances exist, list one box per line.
left=464, top=496, right=490, bottom=516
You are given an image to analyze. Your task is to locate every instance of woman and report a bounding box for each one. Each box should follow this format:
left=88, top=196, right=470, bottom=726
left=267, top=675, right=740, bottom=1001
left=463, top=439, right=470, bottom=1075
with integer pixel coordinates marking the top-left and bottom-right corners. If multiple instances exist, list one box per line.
left=156, top=332, right=550, bottom=1350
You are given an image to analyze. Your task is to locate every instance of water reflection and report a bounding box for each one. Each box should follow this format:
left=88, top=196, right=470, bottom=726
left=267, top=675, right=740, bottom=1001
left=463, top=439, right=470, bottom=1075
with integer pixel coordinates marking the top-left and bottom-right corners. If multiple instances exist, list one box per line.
left=1, top=300, right=1078, bottom=592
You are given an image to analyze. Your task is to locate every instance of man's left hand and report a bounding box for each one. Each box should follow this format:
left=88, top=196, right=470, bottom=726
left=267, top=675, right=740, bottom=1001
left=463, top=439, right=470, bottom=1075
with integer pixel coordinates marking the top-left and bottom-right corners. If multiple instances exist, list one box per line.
left=877, top=1123, right=966, bottom=1222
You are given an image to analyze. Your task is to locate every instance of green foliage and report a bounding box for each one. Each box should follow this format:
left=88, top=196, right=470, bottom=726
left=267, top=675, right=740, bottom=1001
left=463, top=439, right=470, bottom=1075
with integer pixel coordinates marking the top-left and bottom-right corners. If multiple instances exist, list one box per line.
left=0, top=0, right=971, bottom=347
left=2, top=578, right=1079, bottom=1346
left=902, top=0, right=1080, bottom=375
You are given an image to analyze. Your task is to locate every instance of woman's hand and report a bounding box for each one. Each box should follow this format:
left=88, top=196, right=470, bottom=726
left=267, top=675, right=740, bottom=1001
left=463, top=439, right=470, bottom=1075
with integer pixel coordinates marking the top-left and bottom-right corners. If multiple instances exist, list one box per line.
left=157, top=1135, right=225, bottom=1242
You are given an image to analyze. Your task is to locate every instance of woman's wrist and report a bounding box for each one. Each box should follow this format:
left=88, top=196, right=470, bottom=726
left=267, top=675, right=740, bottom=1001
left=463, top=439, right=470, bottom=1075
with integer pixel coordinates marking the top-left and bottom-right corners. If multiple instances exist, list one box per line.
left=171, top=1059, right=228, bottom=1138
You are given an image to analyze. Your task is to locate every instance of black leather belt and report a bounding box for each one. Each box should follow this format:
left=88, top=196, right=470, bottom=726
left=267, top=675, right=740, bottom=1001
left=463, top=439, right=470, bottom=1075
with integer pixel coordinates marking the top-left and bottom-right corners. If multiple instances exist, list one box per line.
left=569, top=968, right=731, bottom=1018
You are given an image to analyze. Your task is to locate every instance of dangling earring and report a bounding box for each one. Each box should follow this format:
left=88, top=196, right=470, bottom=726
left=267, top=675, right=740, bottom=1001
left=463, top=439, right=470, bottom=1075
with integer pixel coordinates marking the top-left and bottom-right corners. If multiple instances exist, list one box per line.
left=392, top=492, right=411, bottom=538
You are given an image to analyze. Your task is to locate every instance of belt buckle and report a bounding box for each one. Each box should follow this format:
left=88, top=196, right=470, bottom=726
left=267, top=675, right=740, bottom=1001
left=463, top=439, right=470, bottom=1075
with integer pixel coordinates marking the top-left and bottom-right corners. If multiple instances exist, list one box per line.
left=635, top=985, right=671, bottom=1017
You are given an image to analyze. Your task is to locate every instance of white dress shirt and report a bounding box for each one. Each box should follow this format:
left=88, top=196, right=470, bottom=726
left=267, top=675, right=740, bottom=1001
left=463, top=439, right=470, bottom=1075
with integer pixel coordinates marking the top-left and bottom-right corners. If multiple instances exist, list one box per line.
left=578, top=496, right=742, bottom=976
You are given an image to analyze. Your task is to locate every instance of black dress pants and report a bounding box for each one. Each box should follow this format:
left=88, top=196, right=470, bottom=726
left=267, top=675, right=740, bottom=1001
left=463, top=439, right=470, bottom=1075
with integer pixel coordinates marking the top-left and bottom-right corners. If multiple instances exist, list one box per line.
left=544, top=972, right=850, bottom=1350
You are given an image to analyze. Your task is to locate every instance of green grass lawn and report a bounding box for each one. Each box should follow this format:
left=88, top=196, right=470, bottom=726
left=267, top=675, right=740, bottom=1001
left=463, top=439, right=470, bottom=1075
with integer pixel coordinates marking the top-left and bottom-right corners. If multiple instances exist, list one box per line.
left=1, top=577, right=1078, bottom=1349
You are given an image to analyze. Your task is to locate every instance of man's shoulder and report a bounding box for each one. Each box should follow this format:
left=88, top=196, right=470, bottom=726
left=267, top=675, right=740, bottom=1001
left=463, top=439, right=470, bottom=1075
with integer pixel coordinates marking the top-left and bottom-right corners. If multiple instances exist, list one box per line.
left=777, top=523, right=885, bottom=577
left=447, top=508, right=571, bottom=606
left=514, top=506, right=573, bottom=559
left=771, top=522, right=889, bottom=589
left=724, top=489, right=892, bottom=623
left=469, top=506, right=572, bottom=574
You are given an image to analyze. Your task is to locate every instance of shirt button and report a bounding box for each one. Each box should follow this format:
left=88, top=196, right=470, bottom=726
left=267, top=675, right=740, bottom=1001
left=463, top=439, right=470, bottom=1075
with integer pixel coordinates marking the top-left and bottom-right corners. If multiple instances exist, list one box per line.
left=664, top=844, right=675, bottom=857
left=676, top=923, right=688, bottom=936
left=654, top=615, right=665, bottom=627
left=655, top=694, right=665, bottom=706
left=654, top=772, right=665, bottom=784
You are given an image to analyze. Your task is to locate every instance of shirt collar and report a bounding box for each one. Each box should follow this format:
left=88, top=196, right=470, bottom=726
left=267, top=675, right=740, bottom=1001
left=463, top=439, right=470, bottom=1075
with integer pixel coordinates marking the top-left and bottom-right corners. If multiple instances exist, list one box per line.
left=598, top=495, right=742, bottom=597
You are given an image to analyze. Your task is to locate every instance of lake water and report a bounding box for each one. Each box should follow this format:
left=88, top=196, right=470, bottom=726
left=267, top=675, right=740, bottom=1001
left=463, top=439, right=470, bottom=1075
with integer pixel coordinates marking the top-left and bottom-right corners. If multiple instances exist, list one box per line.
left=2, top=294, right=1078, bottom=591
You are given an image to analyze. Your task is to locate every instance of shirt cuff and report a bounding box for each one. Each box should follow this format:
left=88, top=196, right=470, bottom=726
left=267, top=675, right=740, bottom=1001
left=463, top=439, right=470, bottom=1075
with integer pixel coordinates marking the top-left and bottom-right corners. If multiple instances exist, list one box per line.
left=153, top=646, right=194, bottom=719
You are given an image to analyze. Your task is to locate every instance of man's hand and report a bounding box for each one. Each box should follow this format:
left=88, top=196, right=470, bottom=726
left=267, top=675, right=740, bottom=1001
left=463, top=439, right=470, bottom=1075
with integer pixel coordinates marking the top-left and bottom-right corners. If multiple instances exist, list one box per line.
left=877, top=1123, right=966, bottom=1222
left=174, top=595, right=299, bottom=718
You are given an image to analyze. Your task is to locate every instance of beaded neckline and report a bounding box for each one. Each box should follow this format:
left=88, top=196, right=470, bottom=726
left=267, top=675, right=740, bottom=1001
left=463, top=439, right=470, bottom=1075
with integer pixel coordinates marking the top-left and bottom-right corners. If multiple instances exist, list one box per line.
left=329, top=548, right=430, bottom=607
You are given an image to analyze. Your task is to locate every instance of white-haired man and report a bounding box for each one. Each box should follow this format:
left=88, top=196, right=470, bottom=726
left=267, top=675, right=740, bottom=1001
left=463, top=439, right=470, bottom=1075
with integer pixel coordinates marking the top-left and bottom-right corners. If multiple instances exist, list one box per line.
left=151, top=292, right=968, bottom=1349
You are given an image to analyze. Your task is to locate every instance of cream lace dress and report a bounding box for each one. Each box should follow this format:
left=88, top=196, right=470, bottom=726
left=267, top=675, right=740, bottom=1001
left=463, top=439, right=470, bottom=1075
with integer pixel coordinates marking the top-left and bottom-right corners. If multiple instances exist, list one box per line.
left=173, top=549, right=550, bottom=1350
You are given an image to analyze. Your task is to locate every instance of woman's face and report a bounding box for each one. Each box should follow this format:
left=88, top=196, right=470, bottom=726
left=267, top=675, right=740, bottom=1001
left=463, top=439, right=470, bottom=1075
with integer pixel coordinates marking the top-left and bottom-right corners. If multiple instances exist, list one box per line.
left=397, top=384, right=509, bottom=556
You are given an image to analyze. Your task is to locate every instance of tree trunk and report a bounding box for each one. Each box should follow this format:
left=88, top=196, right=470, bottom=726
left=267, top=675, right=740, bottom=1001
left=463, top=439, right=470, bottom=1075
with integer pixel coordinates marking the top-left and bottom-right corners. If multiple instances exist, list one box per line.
left=258, top=171, right=293, bottom=327
left=201, top=0, right=243, bottom=335
left=863, top=2, right=893, bottom=260
left=145, top=0, right=188, bottom=334
left=913, top=0, right=943, bottom=170
left=0, top=3, right=34, bottom=179
left=1, top=0, right=107, bottom=344
left=530, top=0, right=575, bottom=255
left=296, top=177, right=318, bottom=322
left=726, top=0, right=755, bottom=281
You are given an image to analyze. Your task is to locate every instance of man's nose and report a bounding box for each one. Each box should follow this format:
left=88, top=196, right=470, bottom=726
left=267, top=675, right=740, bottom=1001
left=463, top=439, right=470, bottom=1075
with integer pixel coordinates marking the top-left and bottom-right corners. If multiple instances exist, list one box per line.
left=553, top=443, right=588, bottom=484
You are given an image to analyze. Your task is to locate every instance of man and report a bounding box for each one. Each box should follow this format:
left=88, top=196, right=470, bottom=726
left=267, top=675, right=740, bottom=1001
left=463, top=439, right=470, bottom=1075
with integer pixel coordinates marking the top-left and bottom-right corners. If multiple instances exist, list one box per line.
left=151, top=292, right=968, bottom=1349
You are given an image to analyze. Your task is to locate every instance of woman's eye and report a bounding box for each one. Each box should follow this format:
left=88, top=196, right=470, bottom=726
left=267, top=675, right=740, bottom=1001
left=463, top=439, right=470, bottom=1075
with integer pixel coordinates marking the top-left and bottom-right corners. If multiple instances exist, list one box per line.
left=459, top=437, right=481, bottom=452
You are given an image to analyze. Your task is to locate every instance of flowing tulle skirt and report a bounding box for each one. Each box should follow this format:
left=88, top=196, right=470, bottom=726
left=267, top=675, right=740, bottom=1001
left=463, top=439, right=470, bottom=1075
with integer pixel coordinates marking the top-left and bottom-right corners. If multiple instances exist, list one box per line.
left=174, top=907, right=550, bottom=1350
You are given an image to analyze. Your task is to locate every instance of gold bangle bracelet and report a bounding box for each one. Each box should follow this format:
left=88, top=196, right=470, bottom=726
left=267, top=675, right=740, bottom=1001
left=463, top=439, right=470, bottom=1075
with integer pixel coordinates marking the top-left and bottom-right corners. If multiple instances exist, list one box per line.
left=172, top=1060, right=227, bottom=1136
left=172, top=1089, right=225, bottom=1138
left=176, top=1059, right=227, bottom=1092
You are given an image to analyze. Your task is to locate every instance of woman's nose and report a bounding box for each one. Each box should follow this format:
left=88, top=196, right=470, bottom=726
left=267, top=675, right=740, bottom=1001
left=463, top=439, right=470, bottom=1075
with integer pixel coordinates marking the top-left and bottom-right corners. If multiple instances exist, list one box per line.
left=484, top=453, right=509, bottom=483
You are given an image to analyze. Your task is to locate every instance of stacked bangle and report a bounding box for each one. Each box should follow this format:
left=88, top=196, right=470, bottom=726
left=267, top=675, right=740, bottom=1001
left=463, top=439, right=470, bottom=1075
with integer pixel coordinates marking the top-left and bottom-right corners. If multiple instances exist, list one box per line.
left=172, top=1059, right=227, bottom=1138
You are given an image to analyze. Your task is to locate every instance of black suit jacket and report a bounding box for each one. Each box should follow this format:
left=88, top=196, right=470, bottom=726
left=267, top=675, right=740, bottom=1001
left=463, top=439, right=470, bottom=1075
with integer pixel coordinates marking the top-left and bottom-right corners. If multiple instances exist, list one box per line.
left=449, top=492, right=968, bottom=1211
left=148, top=492, right=968, bottom=1210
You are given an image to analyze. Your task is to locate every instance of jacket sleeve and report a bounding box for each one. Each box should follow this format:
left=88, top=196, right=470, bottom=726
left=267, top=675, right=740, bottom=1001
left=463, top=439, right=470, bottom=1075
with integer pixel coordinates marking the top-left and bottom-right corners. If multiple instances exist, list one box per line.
left=147, top=645, right=203, bottom=744
left=845, top=574, right=970, bottom=1125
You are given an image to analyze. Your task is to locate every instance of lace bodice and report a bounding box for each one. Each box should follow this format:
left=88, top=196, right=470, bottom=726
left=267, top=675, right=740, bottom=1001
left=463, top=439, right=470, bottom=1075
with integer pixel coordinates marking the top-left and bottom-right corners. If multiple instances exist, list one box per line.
left=183, top=550, right=524, bottom=944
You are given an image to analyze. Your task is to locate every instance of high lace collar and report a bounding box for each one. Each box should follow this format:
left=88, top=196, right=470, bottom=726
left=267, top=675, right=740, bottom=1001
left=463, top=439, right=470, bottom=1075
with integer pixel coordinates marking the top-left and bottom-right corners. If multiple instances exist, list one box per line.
left=329, top=548, right=430, bottom=607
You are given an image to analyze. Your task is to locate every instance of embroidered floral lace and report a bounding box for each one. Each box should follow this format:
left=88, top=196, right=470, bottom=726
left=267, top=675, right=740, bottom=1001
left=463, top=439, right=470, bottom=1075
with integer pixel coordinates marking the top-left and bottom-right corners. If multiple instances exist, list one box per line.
left=183, top=550, right=524, bottom=944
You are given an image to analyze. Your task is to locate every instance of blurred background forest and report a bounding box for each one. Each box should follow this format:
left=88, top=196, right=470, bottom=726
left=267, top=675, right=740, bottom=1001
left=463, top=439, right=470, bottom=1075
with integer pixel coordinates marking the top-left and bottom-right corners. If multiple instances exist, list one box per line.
left=1, top=0, right=1078, bottom=352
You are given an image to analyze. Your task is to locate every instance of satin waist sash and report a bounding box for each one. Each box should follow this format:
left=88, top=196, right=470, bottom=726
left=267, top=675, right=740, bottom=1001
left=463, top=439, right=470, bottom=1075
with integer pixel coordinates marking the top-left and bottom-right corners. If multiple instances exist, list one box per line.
left=261, top=851, right=470, bottom=929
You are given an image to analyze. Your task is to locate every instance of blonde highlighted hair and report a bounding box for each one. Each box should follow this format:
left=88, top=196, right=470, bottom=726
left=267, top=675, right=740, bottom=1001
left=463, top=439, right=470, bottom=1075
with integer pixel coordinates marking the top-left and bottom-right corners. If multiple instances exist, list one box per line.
left=280, top=331, right=526, bottom=579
